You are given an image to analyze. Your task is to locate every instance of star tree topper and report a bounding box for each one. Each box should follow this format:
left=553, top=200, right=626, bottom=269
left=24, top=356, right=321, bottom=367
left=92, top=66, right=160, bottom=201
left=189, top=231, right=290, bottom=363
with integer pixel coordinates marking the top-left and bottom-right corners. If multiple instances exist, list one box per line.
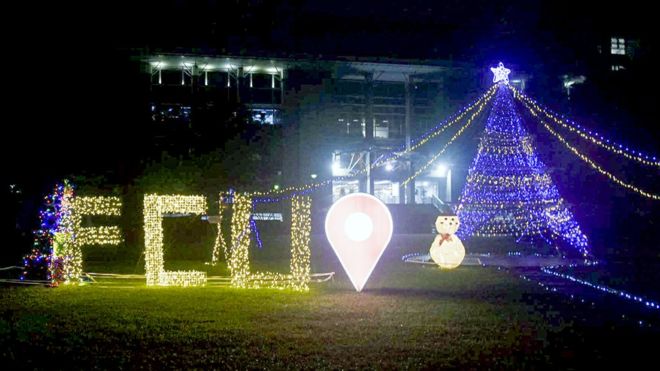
left=490, top=62, right=511, bottom=84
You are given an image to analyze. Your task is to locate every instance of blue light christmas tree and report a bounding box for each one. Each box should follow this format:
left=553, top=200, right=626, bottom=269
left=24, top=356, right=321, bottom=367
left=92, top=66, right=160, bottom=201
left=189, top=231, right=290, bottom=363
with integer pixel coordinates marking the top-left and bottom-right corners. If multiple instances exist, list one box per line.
left=21, top=180, right=74, bottom=284
left=456, top=67, right=590, bottom=257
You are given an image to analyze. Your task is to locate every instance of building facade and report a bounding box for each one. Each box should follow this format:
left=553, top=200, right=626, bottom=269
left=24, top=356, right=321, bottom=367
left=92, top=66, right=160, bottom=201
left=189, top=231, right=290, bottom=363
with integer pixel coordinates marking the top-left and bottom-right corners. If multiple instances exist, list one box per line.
left=142, top=53, right=483, bottom=206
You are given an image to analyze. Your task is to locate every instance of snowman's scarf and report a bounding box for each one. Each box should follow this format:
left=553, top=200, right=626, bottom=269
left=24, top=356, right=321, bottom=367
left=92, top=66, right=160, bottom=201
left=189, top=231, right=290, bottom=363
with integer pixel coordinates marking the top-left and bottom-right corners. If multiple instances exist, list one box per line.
left=439, top=233, right=453, bottom=244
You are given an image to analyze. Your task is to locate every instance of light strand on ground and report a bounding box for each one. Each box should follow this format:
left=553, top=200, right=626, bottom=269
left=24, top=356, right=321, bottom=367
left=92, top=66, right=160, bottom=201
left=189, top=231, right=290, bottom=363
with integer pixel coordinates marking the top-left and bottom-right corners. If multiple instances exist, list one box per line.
left=541, top=265, right=660, bottom=311
left=157, top=270, right=207, bottom=287
left=511, top=85, right=660, bottom=167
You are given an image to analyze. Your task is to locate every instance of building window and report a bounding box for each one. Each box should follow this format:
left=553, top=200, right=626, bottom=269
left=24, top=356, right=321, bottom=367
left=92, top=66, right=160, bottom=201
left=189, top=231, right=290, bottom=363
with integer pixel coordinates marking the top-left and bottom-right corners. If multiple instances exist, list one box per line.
left=374, top=180, right=400, bottom=204
left=414, top=180, right=438, bottom=204
left=249, top=108, right=280, bottom=125
left=150, top=103, right=191, bottom=124
left=332, top=180, right=360, bottom=202
left=611, top=65, right=625, bottom=71
left=374, top=120, right=389, bottom=139
left=611, top=38, right=626, bottom=55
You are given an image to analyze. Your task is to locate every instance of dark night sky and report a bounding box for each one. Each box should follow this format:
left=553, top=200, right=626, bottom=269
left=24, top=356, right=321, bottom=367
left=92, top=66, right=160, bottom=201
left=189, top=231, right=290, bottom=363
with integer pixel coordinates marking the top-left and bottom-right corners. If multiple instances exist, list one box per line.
left=2, top=0, right=659, bottom=264
left=4, top=0, right=658, bottom=185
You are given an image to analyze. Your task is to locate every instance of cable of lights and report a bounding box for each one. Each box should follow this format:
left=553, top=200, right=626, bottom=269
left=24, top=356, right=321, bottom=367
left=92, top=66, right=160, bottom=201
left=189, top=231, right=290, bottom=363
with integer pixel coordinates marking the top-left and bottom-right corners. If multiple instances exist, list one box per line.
left=511, top=85, right=660, bottom=167
left=454, top=84, right=590, bottom=256
left=537, top=118, right=660, bottom=200
left=249, top=85, right=498, bottom=200
left=401, top=91, right=492, bottom=187
left=541, top=265, right=660, bottom=311
left=374, top=85, right=498, bottom=167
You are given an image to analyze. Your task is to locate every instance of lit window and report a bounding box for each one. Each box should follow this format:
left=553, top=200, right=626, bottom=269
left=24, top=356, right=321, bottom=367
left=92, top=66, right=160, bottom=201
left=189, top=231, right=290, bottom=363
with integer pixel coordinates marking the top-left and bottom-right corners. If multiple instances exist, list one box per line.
left=611, top=65, right=625, bottom=71
left=250, top=108, right=279, bottom=125
left=611, top=37, right=626, bottom=55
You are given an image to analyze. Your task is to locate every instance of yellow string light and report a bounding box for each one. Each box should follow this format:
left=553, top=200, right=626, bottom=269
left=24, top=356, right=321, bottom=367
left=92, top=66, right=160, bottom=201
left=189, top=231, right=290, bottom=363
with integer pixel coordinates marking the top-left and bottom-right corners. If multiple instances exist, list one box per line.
left=401, top=90, right=494, bottom=186
left=466, top=173, right=553, bottom=187
left=228, top=193, right=252, bottom=287
left=539, top=120, right=660, bottom=200
left=72, top=196, right=123, bottom=246
left=157, top=271, right=207, bottom=287
left=143, top=194, right=208, bottom=286
left=228, top=193, right=312, bottom=291
left=73, top=196, right=122, bottom=216
left=247, top=85, right=498, bottom=197
left=512, top=86, right=660, bottom=167
left=75, top=226, right=123, bottom=245
left=55, top=186, right=80, bottom=284
left=376, top=84, right=498, bottom=166
left=210, top=199, right=228, bottom=265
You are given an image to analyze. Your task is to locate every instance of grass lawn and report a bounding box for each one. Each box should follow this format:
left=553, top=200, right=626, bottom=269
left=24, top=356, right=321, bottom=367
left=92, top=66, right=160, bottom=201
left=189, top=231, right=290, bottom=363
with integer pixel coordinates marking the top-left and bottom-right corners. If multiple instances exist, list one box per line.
left=1, top=235, right=656, bottom=369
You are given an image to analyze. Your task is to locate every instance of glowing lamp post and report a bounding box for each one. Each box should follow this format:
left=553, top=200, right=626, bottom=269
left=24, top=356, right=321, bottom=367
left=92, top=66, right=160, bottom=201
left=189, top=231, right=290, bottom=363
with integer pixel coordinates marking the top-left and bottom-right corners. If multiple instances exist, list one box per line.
left=325, top=193, right=393, bottom=292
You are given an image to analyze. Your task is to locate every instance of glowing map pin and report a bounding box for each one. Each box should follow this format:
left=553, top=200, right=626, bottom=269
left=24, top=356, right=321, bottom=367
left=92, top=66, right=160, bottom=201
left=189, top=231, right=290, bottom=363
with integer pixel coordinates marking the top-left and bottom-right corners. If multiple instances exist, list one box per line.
left=325, top=193, right=393, bottom=292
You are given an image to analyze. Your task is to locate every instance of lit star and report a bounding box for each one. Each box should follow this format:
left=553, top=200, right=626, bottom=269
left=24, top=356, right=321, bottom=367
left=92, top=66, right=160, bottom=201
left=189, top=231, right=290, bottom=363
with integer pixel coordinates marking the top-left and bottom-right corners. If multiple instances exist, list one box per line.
left=490, top=62, right=511, bottom=84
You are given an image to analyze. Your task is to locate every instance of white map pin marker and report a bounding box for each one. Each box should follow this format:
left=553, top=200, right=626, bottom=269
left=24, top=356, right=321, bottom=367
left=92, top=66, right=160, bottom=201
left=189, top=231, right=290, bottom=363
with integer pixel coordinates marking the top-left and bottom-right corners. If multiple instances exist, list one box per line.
left=325, top=193, right=393, bottom=292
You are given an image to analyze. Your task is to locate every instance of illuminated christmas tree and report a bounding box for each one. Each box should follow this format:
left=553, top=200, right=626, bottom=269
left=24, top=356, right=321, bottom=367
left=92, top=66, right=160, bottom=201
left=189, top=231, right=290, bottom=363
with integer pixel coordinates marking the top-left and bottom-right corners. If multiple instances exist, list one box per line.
left=456, top=66, right=589, bottom=257
left=21, top=180, right=74, bottom=284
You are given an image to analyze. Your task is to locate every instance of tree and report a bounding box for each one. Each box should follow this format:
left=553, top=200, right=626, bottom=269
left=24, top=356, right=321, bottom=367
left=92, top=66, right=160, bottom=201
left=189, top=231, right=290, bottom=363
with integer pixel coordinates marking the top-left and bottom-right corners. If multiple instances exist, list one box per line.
left=456, top=84, right=590, bottom=257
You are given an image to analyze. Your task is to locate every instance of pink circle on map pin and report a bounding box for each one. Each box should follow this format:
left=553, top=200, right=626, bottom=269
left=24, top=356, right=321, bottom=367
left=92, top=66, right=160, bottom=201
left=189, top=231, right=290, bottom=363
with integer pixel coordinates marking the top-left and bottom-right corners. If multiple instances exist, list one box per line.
left=325, top=193, right=393, bottom=292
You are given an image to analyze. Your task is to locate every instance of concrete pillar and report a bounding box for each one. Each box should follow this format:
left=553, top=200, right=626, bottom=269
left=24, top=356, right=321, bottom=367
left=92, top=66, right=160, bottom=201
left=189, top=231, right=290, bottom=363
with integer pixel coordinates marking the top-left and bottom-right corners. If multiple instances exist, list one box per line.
left=280, top=70, right=285, bottom=105
left=404, top=75, right=414, bottom=204
left=366, top=150, right=373, bottom=195
left=445, top=168, right=452, bottom=203
left=236, top=67, right=242, bottom=103
left=364, top=73, right=374, bottom=195
left=364, top=72, right=374, bottom=141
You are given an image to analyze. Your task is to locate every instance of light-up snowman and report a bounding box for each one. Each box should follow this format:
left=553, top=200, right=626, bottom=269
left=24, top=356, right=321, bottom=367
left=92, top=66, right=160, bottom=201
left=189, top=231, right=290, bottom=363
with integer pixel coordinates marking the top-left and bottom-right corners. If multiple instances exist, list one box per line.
left=429, top=215, right=465, bottom=269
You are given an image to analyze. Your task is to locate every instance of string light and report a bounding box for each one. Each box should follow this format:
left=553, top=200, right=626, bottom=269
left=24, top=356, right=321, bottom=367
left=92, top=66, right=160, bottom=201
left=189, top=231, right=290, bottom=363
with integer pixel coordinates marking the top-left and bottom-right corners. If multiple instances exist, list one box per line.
left=71, top=196, right=123, bottom=246
left=247, top=85, right=498, bottom=200
left=540, top=265, right=660, bottom=311
left=512, top=86, right=660, bottom=167
left=228, top=193, right=312, bottom=291
left=72, top=196, right=122, bottom=216
left=23, top=181, right=71, bottom=285
left=401, top=88, right=494, bottom=186
left=538, top=119, right=660, bottom=200
left=75, top=226, right=123, bottom=246
left=55, top=182, right=81, bottom=284
left=456, top=84, right=590, bottom=257
left=378, top=85, right=498, bottom=166
left=210, top=197, right=228, bottom=265
left=157, top=271, right=207, bottom=287
left=143, top=194, right=208, bottom=286
left=250, top=201, right=264, bottom=249
left=228, top=193, right=252, bottom=287
left=43, top=195, right=125, bottom=285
